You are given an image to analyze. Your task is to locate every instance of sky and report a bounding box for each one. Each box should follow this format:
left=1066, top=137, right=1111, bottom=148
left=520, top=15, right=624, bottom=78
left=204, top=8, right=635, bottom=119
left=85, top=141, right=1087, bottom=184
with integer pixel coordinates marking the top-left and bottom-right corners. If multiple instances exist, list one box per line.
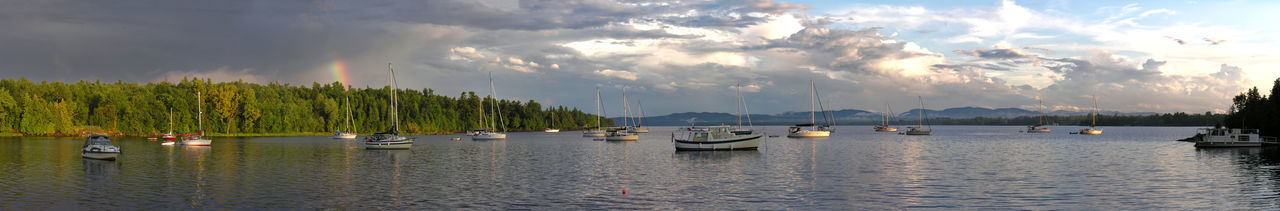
left=2, top=0, right=1277, bottom=116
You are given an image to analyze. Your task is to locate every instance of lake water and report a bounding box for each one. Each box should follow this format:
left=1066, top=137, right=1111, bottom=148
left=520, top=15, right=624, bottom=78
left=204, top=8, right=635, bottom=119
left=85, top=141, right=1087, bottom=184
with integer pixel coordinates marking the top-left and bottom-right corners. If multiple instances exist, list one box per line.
left=2, top=126, right=1279, bottom=209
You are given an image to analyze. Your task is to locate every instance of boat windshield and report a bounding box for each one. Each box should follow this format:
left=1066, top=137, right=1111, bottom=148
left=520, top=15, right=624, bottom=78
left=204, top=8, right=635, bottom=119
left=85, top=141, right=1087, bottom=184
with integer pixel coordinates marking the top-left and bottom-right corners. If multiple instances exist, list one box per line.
left=84, top=136, right=112, bottom=147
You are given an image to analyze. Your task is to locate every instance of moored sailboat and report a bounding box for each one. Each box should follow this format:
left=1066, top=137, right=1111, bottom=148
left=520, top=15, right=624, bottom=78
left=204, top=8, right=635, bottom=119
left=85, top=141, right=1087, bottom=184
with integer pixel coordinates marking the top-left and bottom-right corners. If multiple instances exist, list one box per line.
left=364, top=63, right=414, bottom=149
left=160, top=107, right=176, bottom=145
left=605, top=87, right=639, bottom=141
left=1077, top=95, right=1102, bottom=135
left=181, top=92, right=213, bottom=146
left=731, top=83, right=756, bottom=135
left=1026, top=99, right=1051, bottom=133
left=583, top=87, right=607, bottom=137
left=873, top=102, right=899, bottom=132
left=333, top=96, right=358, bottom=139
left=473, top=72, right=508, bottom=140
left=788, top=80, right=832, bottom=138
left=903, top=96, right=932, bottom=136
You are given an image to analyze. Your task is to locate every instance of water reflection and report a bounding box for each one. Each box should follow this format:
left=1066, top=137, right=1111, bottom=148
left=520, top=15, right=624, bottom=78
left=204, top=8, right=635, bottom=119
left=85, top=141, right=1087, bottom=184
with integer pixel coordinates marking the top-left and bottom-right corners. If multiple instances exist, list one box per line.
left=81, top=159, right=119, bottom=185
left=671, top=149, right=762, bottom=161
left=362, top=149, right=411, bottom=207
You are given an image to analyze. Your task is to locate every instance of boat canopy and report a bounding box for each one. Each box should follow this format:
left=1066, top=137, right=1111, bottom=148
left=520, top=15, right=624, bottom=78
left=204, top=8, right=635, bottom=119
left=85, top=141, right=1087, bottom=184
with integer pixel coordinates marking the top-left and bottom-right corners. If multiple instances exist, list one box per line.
left=793, top=123, right=815, bottom=127
left=83, top=135, right=112, bottom=147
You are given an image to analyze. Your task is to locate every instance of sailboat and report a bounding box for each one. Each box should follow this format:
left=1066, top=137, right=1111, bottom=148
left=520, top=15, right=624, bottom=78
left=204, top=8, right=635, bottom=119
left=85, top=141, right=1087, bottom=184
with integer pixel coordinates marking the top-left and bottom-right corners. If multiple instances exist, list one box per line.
left=1078, top=95, right=1103, bottom=135
left=903, top=96, right=932, bottom=135
left=731, top=83, right=755, bottom=135
left=606, top=87, right=639, bottom=141
left=160, top=107, right=177, bottom=144
left=873, top=102, right=899, bottom=132
left=583, top=87, right=607, bottom=137
left=473, top=72, right=508, bottom=140
left=364, top=63, right=414, bottom=149
left=181, top=92, right=213, bottom=146
left=1026, top=99, right=1051, bottom=133
left=334, top=96, right=358, bottom=139
left=628, top=102, right=649, bottom=133
left=543, top=113, right=560, bottom=133
left=788, top=80, right=832, bottom=138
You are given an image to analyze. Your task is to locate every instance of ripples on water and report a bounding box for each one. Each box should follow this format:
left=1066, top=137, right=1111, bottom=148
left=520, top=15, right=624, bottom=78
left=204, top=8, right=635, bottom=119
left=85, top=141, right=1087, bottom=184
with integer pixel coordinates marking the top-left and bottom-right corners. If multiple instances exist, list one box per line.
left=2, top=126, right=1280, bottom=209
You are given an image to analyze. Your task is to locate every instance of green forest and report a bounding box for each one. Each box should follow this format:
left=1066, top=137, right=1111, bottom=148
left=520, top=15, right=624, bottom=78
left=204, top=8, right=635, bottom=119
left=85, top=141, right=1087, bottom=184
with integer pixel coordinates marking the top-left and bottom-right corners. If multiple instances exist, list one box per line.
left=1225, top=78, right=1280, bottom=136
left=0, top=77, right=612, bottom=136
left=915, top=112, right=1224, bottom=126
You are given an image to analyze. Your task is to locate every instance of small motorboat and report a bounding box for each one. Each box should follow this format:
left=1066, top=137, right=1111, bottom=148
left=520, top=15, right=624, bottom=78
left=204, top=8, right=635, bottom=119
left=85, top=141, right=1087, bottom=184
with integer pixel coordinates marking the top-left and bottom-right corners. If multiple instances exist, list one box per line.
left=674, top=126, right=763, bottom=151
left=81, top=135, right=121, bottom=161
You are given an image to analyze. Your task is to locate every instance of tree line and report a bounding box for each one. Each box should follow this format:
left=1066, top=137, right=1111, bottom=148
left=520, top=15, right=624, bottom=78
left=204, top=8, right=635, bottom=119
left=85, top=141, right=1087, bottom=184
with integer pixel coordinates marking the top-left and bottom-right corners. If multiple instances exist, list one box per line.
left=1225, top=78, right=1280, bottom=136
left=911, top=112, right=1224, bottom=126
left=0, top=77, right=612, bottom=136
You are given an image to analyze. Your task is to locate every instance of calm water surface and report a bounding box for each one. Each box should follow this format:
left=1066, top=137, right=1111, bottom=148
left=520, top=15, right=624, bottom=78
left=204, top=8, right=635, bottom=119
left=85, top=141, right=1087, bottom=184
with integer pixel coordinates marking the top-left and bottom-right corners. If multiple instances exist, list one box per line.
left=2, top=126, right=1279, bottom=209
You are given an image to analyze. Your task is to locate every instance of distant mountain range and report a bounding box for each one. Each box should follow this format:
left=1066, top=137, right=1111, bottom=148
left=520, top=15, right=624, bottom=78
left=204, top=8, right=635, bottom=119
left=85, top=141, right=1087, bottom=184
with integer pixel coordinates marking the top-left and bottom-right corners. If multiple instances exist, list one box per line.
left=613, top=107, right=1158, bottom=126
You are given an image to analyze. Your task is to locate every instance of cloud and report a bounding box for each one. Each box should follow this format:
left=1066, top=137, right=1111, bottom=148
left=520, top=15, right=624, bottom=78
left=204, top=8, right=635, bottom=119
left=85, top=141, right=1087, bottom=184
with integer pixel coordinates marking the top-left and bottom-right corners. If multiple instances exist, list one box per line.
left=1203, top=37, right=1227, bottom=45
left=1164, top=36, right=1187, bottom=45
left=154, top=66, right=269, bottom=84
left=594, top=69, right=638, bottom=81
left=450, top=47, right=485, bottom=60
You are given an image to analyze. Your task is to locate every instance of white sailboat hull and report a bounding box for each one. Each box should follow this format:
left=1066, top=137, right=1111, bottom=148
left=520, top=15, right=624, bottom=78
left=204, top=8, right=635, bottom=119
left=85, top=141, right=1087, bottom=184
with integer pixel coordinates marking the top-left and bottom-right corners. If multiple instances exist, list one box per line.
left=365, top=136, right=413, bottom=149
left=182, top=138, right=212, bottom=146
left=333, top=132, right=357, bottom=139
left=543, top=129, right=560, bottom=133
left=583, top=130, right=606, bottom=137
left=1027, top=128, right=1051, bottom=133
left=904, top=130, right=932, bottom=135
left=605, top=134, right=639, bottom=141
left=629, top=128, right=649, bottom=133
left=472, top=133, right=507, bottom=140
left=365, top=141, right=413, bottom=149
left=787, top=130, right=830, bottom=138
left=82, top=151, right=120, bottom=160
left=1078, top=128, right=1102, bottom=135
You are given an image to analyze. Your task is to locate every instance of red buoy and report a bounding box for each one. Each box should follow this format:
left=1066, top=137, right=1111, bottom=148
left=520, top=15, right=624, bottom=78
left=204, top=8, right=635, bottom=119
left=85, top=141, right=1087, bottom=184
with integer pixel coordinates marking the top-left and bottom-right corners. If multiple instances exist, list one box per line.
left=622, top=190, right=626, bottom=195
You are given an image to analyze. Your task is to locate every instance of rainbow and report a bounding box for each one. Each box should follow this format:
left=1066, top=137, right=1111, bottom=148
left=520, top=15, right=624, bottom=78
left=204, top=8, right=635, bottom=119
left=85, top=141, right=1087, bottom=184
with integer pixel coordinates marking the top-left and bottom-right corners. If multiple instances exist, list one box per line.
left=330, top=60, right=350, bottom=87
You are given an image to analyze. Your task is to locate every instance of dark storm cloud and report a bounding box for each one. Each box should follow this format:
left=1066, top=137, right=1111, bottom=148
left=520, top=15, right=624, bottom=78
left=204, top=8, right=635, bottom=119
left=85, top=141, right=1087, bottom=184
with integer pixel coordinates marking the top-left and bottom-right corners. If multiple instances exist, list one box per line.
left=0, top=0, right=398, bottom=83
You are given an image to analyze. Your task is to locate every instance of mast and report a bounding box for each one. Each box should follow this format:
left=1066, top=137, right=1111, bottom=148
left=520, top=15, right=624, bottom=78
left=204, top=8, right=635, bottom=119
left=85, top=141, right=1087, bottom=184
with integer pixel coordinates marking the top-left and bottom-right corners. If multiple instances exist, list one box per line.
left=198, top=91, right=203, bottom=135
left=1038, top=99, right=1045, bottom=126
left=388, top=63, right=399, bottom=133
left=1090, top=95, right=1097, bottom=128
left=345, top=96, right=352, bottom=132
left=637, top=101, right=644, bottom=127
left=488, top=72, right=505, bottom=132
left=883, top=102, right=890, bottom=126
left=595, top=87, right=601, bottom=129
left=621, top=87, right=630, bottom=127
left=917, top=96, right=925, bottom=129
left=809, top=79, right=815, bottom=126
left=168, top=107, right=173, bottom=134
left=744, top=91, right=753, bottom=129
left=737, top=82, right=743, bottom=129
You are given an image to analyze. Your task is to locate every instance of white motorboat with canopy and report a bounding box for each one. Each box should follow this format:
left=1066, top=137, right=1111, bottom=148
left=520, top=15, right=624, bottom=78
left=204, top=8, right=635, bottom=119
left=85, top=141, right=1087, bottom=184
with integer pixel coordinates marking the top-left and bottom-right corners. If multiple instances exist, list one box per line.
left=674, top=126, right=763, bottom=151
left=82, top=135, right=121, bottom=160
